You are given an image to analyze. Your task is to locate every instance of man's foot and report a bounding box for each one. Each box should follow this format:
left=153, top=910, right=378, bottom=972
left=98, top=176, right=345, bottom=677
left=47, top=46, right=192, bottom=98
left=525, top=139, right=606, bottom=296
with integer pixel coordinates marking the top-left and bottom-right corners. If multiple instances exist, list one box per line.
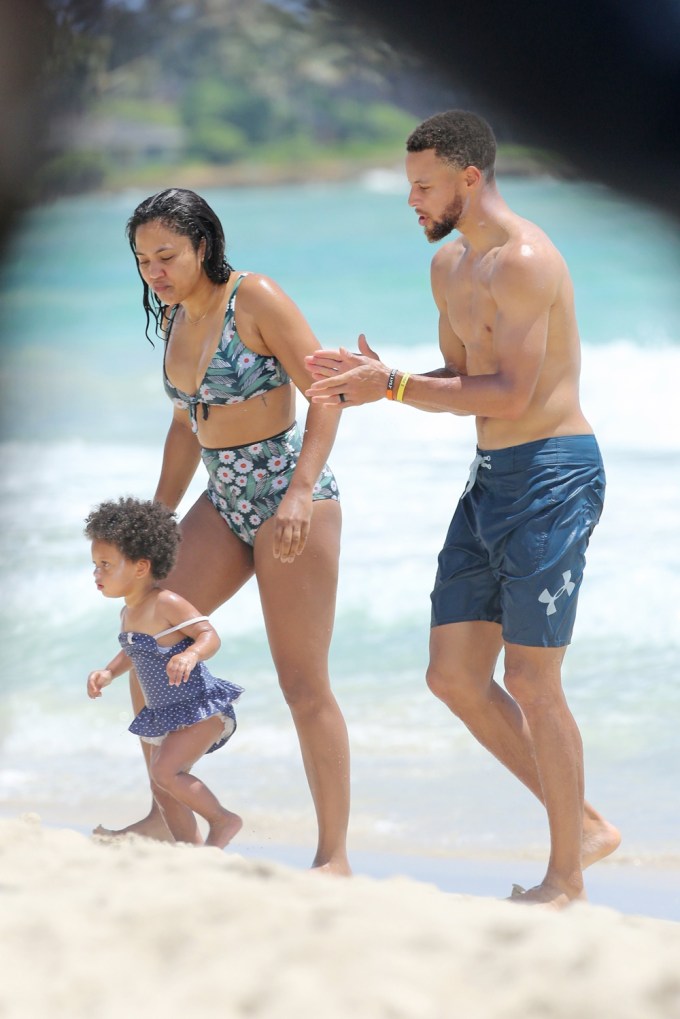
left=205, top=810, right=243, bottom=849
left=507, top=880, right=586, bottom=910
left=582, top=817, right=621, bottom=869
left=92, top=813, right=174, bottom=843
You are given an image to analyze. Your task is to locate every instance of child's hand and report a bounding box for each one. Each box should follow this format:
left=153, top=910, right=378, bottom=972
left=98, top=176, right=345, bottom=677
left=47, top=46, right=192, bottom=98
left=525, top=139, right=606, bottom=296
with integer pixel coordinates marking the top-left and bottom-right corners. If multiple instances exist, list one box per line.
left=87, top=669, right=113, bottom=699
left=166, top=649, right=198, bottom=686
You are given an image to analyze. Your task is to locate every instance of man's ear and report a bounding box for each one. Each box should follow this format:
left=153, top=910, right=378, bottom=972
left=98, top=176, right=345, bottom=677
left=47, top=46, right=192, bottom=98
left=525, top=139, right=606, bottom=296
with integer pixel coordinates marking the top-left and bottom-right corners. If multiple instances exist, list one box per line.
left=464, top=165, right=483, bottom=189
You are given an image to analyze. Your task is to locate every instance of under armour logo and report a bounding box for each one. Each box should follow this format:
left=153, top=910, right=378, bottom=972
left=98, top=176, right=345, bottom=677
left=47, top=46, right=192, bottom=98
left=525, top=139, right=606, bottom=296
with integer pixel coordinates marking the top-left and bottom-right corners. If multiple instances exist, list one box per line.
left=538, top=571, right=576, bottom=615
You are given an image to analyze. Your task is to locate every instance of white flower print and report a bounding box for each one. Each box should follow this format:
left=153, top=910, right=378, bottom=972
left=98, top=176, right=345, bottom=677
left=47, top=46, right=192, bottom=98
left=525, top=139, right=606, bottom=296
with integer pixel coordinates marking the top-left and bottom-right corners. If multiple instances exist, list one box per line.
left=253, top=468, right=267, bottom=481
left=173, top=397, right=189, bottom=410
left=199, top=384, right=212, bottom=401
left=235, top=476, right=248, bottom=488
left=249, top=514, right=261, bottom=527
left=217, top=467, right=235, bottom=484
left=237, top=352, right=256, bottom=373
left=218, top=450, right=236, bottom=464
left=272, top=476, right=289, bottom=491
left=267, top=454, right=287, bottom=472
left=248, top=443, right=263, bottom=455
left=238, top=499, right=252, bottom=514
left=235, top=458, right=253, bottom=474
left=230, top=512, right=244, bottom=526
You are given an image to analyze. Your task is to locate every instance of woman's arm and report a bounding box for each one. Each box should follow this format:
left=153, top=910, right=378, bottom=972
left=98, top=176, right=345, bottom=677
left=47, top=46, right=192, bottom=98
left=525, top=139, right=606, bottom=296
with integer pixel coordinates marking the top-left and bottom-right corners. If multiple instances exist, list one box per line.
left=238, top=275, right=342, bottom=562
left=154, top=406, right=202, bottom=510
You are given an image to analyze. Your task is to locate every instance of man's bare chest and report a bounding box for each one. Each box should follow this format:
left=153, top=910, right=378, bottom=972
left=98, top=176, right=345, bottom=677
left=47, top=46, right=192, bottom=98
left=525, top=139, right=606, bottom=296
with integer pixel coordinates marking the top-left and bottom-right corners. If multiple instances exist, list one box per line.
left=446, top=266, right=497, bottom=354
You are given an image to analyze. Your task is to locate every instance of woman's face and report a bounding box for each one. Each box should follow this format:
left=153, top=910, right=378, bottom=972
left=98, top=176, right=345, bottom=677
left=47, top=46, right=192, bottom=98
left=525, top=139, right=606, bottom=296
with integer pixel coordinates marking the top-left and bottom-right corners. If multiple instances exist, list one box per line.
left=133, top=220, right=206, bottom=303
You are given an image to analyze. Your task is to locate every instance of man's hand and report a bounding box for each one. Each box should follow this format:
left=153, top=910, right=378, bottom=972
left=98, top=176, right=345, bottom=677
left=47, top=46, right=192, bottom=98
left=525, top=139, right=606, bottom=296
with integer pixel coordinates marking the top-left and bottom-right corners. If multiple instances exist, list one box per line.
left=305, top=334, right=387, bottom=407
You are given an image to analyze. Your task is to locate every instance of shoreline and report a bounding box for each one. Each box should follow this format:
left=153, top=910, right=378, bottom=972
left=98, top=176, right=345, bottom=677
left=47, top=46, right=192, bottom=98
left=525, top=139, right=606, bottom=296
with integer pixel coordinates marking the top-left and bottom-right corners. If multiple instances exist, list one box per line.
left=36, top=147, right=567, bottom=204
left=9, top=811, right=680, bottom=922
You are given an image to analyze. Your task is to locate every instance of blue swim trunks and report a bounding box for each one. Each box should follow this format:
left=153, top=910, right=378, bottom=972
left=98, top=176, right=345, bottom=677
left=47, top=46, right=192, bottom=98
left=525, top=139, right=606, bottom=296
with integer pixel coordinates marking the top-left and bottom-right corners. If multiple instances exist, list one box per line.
left=430, top=435, right=605, bottom=647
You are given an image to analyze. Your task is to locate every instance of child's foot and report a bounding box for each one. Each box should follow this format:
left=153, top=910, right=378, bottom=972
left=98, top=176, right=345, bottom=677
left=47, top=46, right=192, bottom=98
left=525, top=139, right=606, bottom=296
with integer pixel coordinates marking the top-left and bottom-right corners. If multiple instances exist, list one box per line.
left=205, top=810, right=243, bottom=849
left=93, top=812, right=174, bottom=843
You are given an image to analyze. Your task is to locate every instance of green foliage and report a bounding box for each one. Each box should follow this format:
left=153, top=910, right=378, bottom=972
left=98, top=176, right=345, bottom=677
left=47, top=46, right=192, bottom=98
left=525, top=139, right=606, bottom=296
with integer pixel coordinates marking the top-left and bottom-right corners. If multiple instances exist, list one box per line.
left=38, top=0, right=461, bottom=195
left=31, top=149, right=108, bottom=200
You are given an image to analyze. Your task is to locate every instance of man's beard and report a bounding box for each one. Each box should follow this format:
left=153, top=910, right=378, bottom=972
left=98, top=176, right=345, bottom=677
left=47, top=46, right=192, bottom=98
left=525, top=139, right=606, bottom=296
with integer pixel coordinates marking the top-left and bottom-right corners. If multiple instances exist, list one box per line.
left=425, top=194, right=464, bottom=242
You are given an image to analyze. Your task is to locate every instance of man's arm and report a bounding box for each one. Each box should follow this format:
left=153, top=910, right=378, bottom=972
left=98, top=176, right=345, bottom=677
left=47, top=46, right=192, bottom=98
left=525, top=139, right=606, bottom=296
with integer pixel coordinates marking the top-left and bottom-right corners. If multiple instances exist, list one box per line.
left=307, top=245, right=558, bottom=419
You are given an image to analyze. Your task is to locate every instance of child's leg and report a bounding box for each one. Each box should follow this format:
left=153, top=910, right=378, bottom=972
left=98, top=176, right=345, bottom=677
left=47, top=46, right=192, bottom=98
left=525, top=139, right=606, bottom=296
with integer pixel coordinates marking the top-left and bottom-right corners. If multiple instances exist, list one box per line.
left=149, top=716, right=242, bottom=848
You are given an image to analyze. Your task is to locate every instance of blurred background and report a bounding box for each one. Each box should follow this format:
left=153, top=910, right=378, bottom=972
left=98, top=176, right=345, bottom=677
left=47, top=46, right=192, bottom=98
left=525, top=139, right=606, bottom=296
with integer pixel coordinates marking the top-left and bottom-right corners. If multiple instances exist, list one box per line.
left=0, top=0, right=678, bottom=874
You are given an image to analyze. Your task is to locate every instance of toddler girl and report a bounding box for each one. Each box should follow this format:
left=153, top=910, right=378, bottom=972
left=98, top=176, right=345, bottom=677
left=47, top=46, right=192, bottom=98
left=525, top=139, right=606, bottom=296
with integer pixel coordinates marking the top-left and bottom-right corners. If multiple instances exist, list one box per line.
left=85, top=496, right=243, bottom=848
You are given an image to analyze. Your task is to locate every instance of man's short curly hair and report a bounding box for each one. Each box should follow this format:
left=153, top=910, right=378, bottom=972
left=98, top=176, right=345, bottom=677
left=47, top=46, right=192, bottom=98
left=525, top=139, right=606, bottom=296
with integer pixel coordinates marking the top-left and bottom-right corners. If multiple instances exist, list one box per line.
left=406, top=110, right=496, bottom=181
left=84, top=497, right=180, bottom=580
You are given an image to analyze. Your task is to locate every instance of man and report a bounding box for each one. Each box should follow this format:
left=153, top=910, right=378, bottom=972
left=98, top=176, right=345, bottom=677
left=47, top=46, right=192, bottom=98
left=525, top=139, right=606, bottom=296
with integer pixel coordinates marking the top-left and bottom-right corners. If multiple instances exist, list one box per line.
left=306, top=110, right=620, bottom=908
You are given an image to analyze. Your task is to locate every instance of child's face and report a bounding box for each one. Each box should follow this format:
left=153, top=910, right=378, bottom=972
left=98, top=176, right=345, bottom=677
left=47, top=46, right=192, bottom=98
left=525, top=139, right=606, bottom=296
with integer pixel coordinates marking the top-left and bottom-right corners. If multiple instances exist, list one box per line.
left=91, top=540, right=140, bottom=599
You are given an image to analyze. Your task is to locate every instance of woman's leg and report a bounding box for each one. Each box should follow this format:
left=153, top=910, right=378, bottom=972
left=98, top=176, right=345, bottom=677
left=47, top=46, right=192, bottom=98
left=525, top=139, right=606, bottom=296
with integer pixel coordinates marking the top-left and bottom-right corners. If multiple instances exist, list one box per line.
left=95, top=494, right=255, bottom=840
left=254, top=499, right=351, bottom=874
left=149, top=716, right=242, bottom=848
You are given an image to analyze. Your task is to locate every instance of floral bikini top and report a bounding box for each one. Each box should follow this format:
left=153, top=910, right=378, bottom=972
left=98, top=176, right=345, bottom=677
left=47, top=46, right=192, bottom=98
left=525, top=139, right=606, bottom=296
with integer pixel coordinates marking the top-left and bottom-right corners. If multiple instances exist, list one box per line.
left=163, top=273, right=291, bottom=432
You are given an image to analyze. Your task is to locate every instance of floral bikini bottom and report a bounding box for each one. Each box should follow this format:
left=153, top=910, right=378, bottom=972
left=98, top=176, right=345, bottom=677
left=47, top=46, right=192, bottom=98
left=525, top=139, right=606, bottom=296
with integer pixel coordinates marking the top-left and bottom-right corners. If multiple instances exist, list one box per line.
left=200, top=422, right=339, bottom=546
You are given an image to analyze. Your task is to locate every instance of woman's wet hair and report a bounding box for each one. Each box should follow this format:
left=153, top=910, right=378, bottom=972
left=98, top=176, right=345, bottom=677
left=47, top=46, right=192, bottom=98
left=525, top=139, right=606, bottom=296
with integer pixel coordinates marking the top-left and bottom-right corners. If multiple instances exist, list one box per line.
left=126, top=188, right=233, bottom=344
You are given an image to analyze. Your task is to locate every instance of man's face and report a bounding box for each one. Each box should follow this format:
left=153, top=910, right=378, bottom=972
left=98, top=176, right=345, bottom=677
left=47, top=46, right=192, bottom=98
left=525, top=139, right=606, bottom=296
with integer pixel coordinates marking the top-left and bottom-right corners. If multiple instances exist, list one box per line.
left=406, top=149, right=466, bottom=242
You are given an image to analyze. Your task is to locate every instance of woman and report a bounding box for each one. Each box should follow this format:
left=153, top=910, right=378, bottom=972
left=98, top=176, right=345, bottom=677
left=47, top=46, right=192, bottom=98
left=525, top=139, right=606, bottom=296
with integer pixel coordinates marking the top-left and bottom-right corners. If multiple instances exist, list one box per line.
left=99, top=188, right=349, bottom=873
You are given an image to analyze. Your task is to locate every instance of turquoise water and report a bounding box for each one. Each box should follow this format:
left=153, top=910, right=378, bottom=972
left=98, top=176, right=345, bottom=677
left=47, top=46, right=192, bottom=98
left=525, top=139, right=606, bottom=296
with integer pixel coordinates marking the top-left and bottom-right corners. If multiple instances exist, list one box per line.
left=1, top=175, right=679, bottom=861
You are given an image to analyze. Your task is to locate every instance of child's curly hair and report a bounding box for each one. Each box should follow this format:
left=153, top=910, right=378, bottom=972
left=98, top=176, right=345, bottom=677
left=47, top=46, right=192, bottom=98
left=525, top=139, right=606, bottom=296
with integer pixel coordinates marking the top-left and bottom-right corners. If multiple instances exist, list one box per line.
left=84, top=497, right=180, bottom=579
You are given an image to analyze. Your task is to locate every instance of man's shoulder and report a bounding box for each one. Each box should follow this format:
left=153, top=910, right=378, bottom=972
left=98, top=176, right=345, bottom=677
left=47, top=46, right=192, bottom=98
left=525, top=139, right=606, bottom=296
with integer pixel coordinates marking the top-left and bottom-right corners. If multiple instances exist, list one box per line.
left=495, top=220, right=565, bottom=280
left=491, top=222, right=566, bottom=307
left=431, top=239, right=464, bottom=272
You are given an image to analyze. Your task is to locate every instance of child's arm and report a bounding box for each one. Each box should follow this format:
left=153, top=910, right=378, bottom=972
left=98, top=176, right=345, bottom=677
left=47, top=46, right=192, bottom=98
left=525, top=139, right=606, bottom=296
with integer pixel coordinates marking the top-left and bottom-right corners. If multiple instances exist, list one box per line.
left=87, top=649, right=132, bottom=699
left=156, top=590, right=222, bottom=687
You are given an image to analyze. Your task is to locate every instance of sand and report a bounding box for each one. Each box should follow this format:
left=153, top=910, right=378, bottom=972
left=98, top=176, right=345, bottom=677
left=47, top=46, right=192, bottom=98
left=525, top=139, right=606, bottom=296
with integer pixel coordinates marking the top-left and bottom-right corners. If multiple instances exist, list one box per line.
left=1, top=816, right=679, bottom=1019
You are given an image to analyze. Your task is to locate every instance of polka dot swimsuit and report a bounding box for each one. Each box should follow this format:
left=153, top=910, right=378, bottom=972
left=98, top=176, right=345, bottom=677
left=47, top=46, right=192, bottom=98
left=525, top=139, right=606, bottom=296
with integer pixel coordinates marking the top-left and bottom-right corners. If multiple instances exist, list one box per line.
left=120, top=616, right=244, bottom=754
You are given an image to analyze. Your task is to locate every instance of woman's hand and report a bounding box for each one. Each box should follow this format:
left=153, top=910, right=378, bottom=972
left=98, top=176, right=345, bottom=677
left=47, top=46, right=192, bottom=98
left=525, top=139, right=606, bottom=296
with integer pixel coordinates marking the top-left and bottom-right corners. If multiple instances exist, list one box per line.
left=87, top=669, right=113, bottom=699
left=166, top=648, right=199, bottom=686
left=272, top=488, right=313, bottom=563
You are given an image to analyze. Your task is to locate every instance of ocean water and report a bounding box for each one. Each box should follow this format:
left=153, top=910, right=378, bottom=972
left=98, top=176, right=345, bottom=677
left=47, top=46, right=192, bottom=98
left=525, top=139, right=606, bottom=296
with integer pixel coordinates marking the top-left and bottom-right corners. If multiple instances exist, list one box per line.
left=1, top=175, right=679, bottom=863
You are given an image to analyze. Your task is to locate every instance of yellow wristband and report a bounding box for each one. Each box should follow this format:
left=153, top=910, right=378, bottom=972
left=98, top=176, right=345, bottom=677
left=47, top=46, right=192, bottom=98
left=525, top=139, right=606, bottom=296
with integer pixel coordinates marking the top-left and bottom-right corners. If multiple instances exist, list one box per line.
left=395, top=372, right=411, bottom=402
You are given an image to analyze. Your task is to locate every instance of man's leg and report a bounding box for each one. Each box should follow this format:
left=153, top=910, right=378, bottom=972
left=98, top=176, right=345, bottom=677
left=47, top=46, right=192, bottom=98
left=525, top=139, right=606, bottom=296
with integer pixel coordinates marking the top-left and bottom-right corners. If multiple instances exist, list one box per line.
left=427, top=621, right=619, bottom=883
left=502, top=642, right=585, bottom=906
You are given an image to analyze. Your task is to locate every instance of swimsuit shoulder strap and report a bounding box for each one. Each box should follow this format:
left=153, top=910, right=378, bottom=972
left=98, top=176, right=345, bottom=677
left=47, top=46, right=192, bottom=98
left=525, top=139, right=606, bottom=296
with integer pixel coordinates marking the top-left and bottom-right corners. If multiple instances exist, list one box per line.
left=152, top=616, right=209, bottom=640
left=227, top=272, right=250, bottom=308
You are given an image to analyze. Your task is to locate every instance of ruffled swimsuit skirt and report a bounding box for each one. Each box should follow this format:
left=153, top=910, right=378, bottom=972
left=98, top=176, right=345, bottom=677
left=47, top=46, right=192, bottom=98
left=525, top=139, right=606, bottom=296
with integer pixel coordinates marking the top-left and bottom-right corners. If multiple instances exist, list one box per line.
left=120, top=631, right=243, bottom=753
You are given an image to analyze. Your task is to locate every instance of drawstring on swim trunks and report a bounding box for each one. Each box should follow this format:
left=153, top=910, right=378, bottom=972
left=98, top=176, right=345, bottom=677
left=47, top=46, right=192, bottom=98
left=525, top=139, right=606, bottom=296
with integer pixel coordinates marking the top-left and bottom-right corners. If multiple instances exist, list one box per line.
left=463, top=452, right=491, bottom=495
